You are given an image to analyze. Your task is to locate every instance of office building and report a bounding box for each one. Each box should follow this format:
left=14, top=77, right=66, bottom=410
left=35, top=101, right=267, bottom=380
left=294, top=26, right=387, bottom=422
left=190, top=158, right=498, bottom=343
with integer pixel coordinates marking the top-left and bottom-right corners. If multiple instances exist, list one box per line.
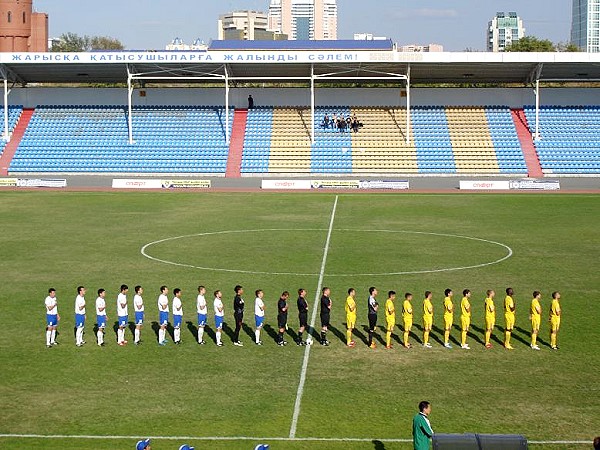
left=0, top=0, right=48, bottom=52
left=487, top=12, right=525, bottom=52
left=268, top=0, right=337, bottom=40
left=399, top=43, right=444, bottom=52
left=572, top=0, right=600, bottom=52
left=218, top=10, right=286, bottom=41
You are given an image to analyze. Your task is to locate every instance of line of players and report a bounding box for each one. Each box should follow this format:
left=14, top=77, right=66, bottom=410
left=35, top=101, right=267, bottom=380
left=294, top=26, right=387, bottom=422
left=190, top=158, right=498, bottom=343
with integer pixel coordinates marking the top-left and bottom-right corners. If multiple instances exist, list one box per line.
left=43, top=284, right=562, bottom=350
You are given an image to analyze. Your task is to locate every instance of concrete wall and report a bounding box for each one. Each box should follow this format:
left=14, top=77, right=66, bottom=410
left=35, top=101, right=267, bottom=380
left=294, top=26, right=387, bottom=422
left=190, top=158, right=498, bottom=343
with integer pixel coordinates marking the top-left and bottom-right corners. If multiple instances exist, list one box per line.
left=8, top=87, right=600, bottom=109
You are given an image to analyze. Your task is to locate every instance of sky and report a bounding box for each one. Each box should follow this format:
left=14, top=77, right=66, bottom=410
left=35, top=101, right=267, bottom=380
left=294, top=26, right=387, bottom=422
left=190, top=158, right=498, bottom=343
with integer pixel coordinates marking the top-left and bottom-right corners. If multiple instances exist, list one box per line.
left=35, top=0, right=574, bottom=51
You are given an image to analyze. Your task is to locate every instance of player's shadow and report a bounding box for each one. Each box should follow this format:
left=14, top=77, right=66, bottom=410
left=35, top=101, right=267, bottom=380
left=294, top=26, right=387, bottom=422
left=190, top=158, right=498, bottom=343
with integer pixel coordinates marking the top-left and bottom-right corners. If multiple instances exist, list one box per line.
left=352, top=325, right=369, bottom=346
left=263, top=324, right=279, bottom=343
left=361, top=324, right=385, bottom=345
left=329, top=324, right=346, bottom=344
left=497, top=325, right=529, bottom=347
left=409, top=324, right=424, bottom=345
left=222, top=323, right=235, bottom=342
left=469, top=324, right=487, bottom=346
left=112, top=321, right=119, bottom=341
left=514, top=325, right=550, bottom=348
left=430, top=325, right=446, bottom=346
left=186, top=321, right=198, bottom=341
left=150, top=321, right=160, bottom=340
left=128, top=321, right=136, bottom=338
left=372, top=440, right=386, bottom=450
left=242, top=323, right=256, bottom=342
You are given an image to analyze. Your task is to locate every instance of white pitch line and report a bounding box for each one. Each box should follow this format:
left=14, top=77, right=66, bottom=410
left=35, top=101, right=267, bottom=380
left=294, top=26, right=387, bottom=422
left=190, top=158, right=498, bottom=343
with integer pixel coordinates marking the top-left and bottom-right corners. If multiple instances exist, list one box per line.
left=0, top=434, right=590, bottom=445
left=289, top=195, right=339, bottom=439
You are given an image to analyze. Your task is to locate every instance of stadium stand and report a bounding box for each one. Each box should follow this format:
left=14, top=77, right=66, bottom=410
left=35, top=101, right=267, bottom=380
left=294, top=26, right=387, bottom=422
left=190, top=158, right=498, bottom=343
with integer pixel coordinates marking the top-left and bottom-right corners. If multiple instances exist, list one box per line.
left=9, top=105, right=232, bottom=173
left=267, top=107, right=312, bottom=173
left=524, top=105, right=600, bottom=174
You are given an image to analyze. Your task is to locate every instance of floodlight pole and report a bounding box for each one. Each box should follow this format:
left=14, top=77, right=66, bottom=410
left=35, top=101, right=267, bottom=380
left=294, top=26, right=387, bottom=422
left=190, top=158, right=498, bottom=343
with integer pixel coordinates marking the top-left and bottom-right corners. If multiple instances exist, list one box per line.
left=224, top=65, right=230, bottom=144
left=405, top=64, right=411, bottom=145
left=310, top=63, right=315, bottom=144
left=126, top=66, right=134, bottom=145
left=3, top=78, right=9, bottom=142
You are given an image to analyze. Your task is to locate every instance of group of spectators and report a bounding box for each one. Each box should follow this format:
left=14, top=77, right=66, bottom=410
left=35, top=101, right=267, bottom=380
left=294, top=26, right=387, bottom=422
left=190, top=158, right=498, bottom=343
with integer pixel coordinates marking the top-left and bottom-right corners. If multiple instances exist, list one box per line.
left=322, top=113, right=362, bottom=133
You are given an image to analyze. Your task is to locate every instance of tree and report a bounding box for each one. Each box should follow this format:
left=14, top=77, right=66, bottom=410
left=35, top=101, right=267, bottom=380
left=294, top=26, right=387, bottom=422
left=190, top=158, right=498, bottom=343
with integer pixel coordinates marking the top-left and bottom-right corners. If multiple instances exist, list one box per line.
left=556, top=42, right=581, bottom=52
left=51, top=33, right=124, bottom=52
left=505, top=36, right=555, bottom=52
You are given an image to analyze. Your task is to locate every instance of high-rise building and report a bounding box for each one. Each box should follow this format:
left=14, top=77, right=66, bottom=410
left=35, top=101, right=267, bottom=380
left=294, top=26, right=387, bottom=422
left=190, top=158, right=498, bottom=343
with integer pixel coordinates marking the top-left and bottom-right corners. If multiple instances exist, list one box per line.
left=571, top=0, right=600, bottom=52
left=268, top=0, right=337, bottom=40
left=218, top=10, right=286, bottom=41
left=487, top=12, right=525, bottom=52
left=0, top=0, right=48, bottom=52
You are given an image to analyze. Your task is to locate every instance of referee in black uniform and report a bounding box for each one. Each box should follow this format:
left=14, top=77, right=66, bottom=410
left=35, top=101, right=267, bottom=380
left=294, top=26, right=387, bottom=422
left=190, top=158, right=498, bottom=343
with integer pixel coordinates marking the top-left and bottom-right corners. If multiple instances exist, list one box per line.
left=277, top=291, right=290, bottom=346
left=296, top=288, right=308, bottom=346
left=320, top=287, right=332, bottom=346
left=233, top=285, right=244, bottom=346
left=367, top=286, right=379, bottom=349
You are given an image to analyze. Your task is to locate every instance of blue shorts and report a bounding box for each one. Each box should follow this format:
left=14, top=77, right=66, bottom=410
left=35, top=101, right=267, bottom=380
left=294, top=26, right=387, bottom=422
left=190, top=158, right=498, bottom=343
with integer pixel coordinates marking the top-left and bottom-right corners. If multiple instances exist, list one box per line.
left=215, top=315, right=224, bottom=329
left=97, top=315, right=107, bottom=328
left=173, top=314, right=182, bottom=328
left=135, top=311, right=144, bottom=325
left=197, top=313, right=207, bottom=327
left=159, top=311, right=168, bottom=326
left=75, top=313, right=85, bottom=328
left=255, top=315, right=265, bottom=328
left=118, top=315, right=128, bottom=327
left=46, top=314, right=58, bottom=327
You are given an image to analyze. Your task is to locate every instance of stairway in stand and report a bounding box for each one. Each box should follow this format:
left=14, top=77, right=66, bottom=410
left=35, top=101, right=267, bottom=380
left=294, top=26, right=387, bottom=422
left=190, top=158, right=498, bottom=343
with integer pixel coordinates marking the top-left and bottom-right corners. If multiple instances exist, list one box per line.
left=225, top=108, right=248, bottom=178
left=0, top=108, right=34, bottom=176
left=510, top=108, right=544, bottom=178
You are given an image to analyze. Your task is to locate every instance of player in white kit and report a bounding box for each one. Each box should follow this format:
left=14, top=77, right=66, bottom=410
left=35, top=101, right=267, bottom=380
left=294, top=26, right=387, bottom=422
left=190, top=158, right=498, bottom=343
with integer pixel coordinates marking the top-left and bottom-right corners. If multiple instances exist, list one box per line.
left=196, top=285, right=208, bottom=345
left=157, top=285, right=169, bottom=345
left=172, top=288, right=183, bottom=344
left=254, top=289, right=265, bottom=345
left=74, top=286, right=86, bottom=347
left=116, top=284, right=129, bottom=346
left=95, top=288, right=107, bottom=346
left=133, top=285, right=144, bottom=345
left=45, top=288, right=59, bottom=348
left=214, top=290, right=224, bottom=346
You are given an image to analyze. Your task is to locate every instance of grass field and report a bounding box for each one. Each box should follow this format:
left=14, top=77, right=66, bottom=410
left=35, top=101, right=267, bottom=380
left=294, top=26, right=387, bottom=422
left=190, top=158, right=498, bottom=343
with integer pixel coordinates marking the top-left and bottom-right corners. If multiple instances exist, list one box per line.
left=0, top=191, right=598, bottom=450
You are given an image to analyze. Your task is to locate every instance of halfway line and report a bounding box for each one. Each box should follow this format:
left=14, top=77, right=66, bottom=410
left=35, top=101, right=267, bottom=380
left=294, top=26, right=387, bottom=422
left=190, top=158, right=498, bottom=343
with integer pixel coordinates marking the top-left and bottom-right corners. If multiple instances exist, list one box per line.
left=289, top=195, right=339, bottom=439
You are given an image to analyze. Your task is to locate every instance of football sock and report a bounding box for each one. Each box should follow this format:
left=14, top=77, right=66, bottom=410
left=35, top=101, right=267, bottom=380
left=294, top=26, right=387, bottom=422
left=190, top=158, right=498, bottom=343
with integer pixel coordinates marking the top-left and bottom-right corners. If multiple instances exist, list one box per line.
left=368, top=331, right=373, bottom=345
left=97, top=329, right=103, bottom=345
left=531, top=333, right=537, bottom=346
left=403, top=330, right=409, bottom=346
left=134, top=328, right=140, bottom=343
left=346, top=329, right=352, bottom=344
left=118, top=328, right=124, bottom=343
left=461, top=330, right=467, bottom=346
left=255, top=329, right=261, bottom=343
left=297, top=331, right=303, bottom=342
left=320, top=331, right=326, bottom=342
left=198, top=327, right=204, bottom=343
left=550, top=333, right=556, bottom=347
left=485, top=330, right=491, bottom=345
left=159, top=328, right=165, bottom=343
left=278, top=331, right=284, bottom=343
left=423, top=330, right=430, bottom=345
left=76, top=327, right=83, bottom=345
left=50, top=330, right=56, bottom=344
left=386, top=331, right=391, bottom=347
left=505, top=331, right=511, bottom=346
left=444, top=330, right=450, bottom=344
left=216, top=331, right=222, bottom=344
left=174, top=328, right=180, bottom=342
left=46, top=330, right=52, bottom=346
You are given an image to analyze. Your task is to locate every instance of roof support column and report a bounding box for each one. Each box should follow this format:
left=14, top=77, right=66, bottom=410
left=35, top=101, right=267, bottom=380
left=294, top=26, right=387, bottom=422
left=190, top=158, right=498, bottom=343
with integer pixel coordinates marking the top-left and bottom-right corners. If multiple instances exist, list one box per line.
left=310, top=63, right=315, bottom=144
left=534, top=78, right=540, bottom=141
left=126, top=66, right=134, bottom=145
left=3, top=78, right=9, bottom=142
left=224, top=65, right=230, bottom=145
left=405, top=64, right=411, bottom=145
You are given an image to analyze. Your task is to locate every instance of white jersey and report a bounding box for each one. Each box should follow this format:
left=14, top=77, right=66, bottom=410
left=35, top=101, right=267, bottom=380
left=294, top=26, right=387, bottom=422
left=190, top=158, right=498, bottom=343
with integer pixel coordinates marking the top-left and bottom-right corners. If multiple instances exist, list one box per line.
left=255, top=297, right=265, bottom=317
left=134, top=294, right=144, bottom=312
left=158, top=294, right=169, bottom=312
left=45, top=296, right=57, bottom=315
left=197, top=294, right=207, bottom=314
left=214, top=297, right=224, bottom=317
left=74, top=295, right=86, bottom=315
left=117, top=292, right=128, bottom=316
left=172, top=296, right=183, bottom=316
left=96, top=297, right=106, bottom=316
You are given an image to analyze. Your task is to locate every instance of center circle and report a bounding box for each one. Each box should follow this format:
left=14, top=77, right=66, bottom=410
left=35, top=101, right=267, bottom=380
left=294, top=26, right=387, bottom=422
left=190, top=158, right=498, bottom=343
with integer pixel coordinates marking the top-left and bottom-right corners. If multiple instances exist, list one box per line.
left=140, top=229, right=512, bottom=277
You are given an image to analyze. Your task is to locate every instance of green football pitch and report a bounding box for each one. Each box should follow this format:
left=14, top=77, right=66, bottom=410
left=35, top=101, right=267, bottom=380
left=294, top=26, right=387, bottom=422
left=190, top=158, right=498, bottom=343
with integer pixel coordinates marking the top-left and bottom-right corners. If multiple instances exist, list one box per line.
left=0, top=191, right=598, bottom=450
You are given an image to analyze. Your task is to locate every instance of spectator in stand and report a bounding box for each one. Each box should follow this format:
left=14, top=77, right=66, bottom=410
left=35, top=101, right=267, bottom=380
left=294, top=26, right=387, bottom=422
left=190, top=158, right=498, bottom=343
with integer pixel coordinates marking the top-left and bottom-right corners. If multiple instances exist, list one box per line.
left=323, top=114, right=330, bottom=129
left=352, top=115, right=360, bottom=133
left=248, top=94, right=254, bottom=109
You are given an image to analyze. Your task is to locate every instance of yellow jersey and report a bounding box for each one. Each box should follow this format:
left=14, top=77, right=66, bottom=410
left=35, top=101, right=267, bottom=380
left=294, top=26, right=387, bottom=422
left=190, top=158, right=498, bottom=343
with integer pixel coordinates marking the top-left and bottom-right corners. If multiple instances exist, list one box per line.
left=402, top=300, right=413, bottom=320
left=484, top=297, right=495, bottom=320
left=550, top=299, right=561, bottom=320
left=385, top=298, right=395, bottom=321
left=504, top=295, right=515, bottom=315
left=530, top=298, right=541, bottom=320
left=443, top=296, right=453, bottom=319
left=345, top=295, right=356, bottom=316
left=423, top=298, right=433, bottom=320
left=460, top=296, right=471, bottom=319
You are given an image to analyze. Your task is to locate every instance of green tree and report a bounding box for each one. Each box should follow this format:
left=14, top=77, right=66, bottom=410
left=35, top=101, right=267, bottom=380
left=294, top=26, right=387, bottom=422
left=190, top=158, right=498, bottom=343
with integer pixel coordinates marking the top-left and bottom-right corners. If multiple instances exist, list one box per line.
left=556, top=41, right=581, bottom=52
left=51, top=33, right=124, bottom=52
left=505, top=36, right=555, bottom=52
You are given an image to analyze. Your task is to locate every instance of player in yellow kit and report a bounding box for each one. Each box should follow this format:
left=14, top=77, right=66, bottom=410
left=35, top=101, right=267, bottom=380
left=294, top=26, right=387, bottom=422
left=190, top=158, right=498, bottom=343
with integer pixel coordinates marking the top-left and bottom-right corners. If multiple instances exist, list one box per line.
left=460, top=289, right=471, bottom=350
left=345, top=288, right=357, bottom=347
left=402, top=292, right=413, bottom=348
left=549, top=291, right=561, bottom=350
left=530, top=291, right=542, bottom=350
left=484, top=290, right=496, bottom=349
left=504, top=287, right=516, bottom=350
left=443, top=288, right=454, bottom=349
left=384, top=291, right=396, bottom=349
left=422, top=291, right=433, bottom=348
